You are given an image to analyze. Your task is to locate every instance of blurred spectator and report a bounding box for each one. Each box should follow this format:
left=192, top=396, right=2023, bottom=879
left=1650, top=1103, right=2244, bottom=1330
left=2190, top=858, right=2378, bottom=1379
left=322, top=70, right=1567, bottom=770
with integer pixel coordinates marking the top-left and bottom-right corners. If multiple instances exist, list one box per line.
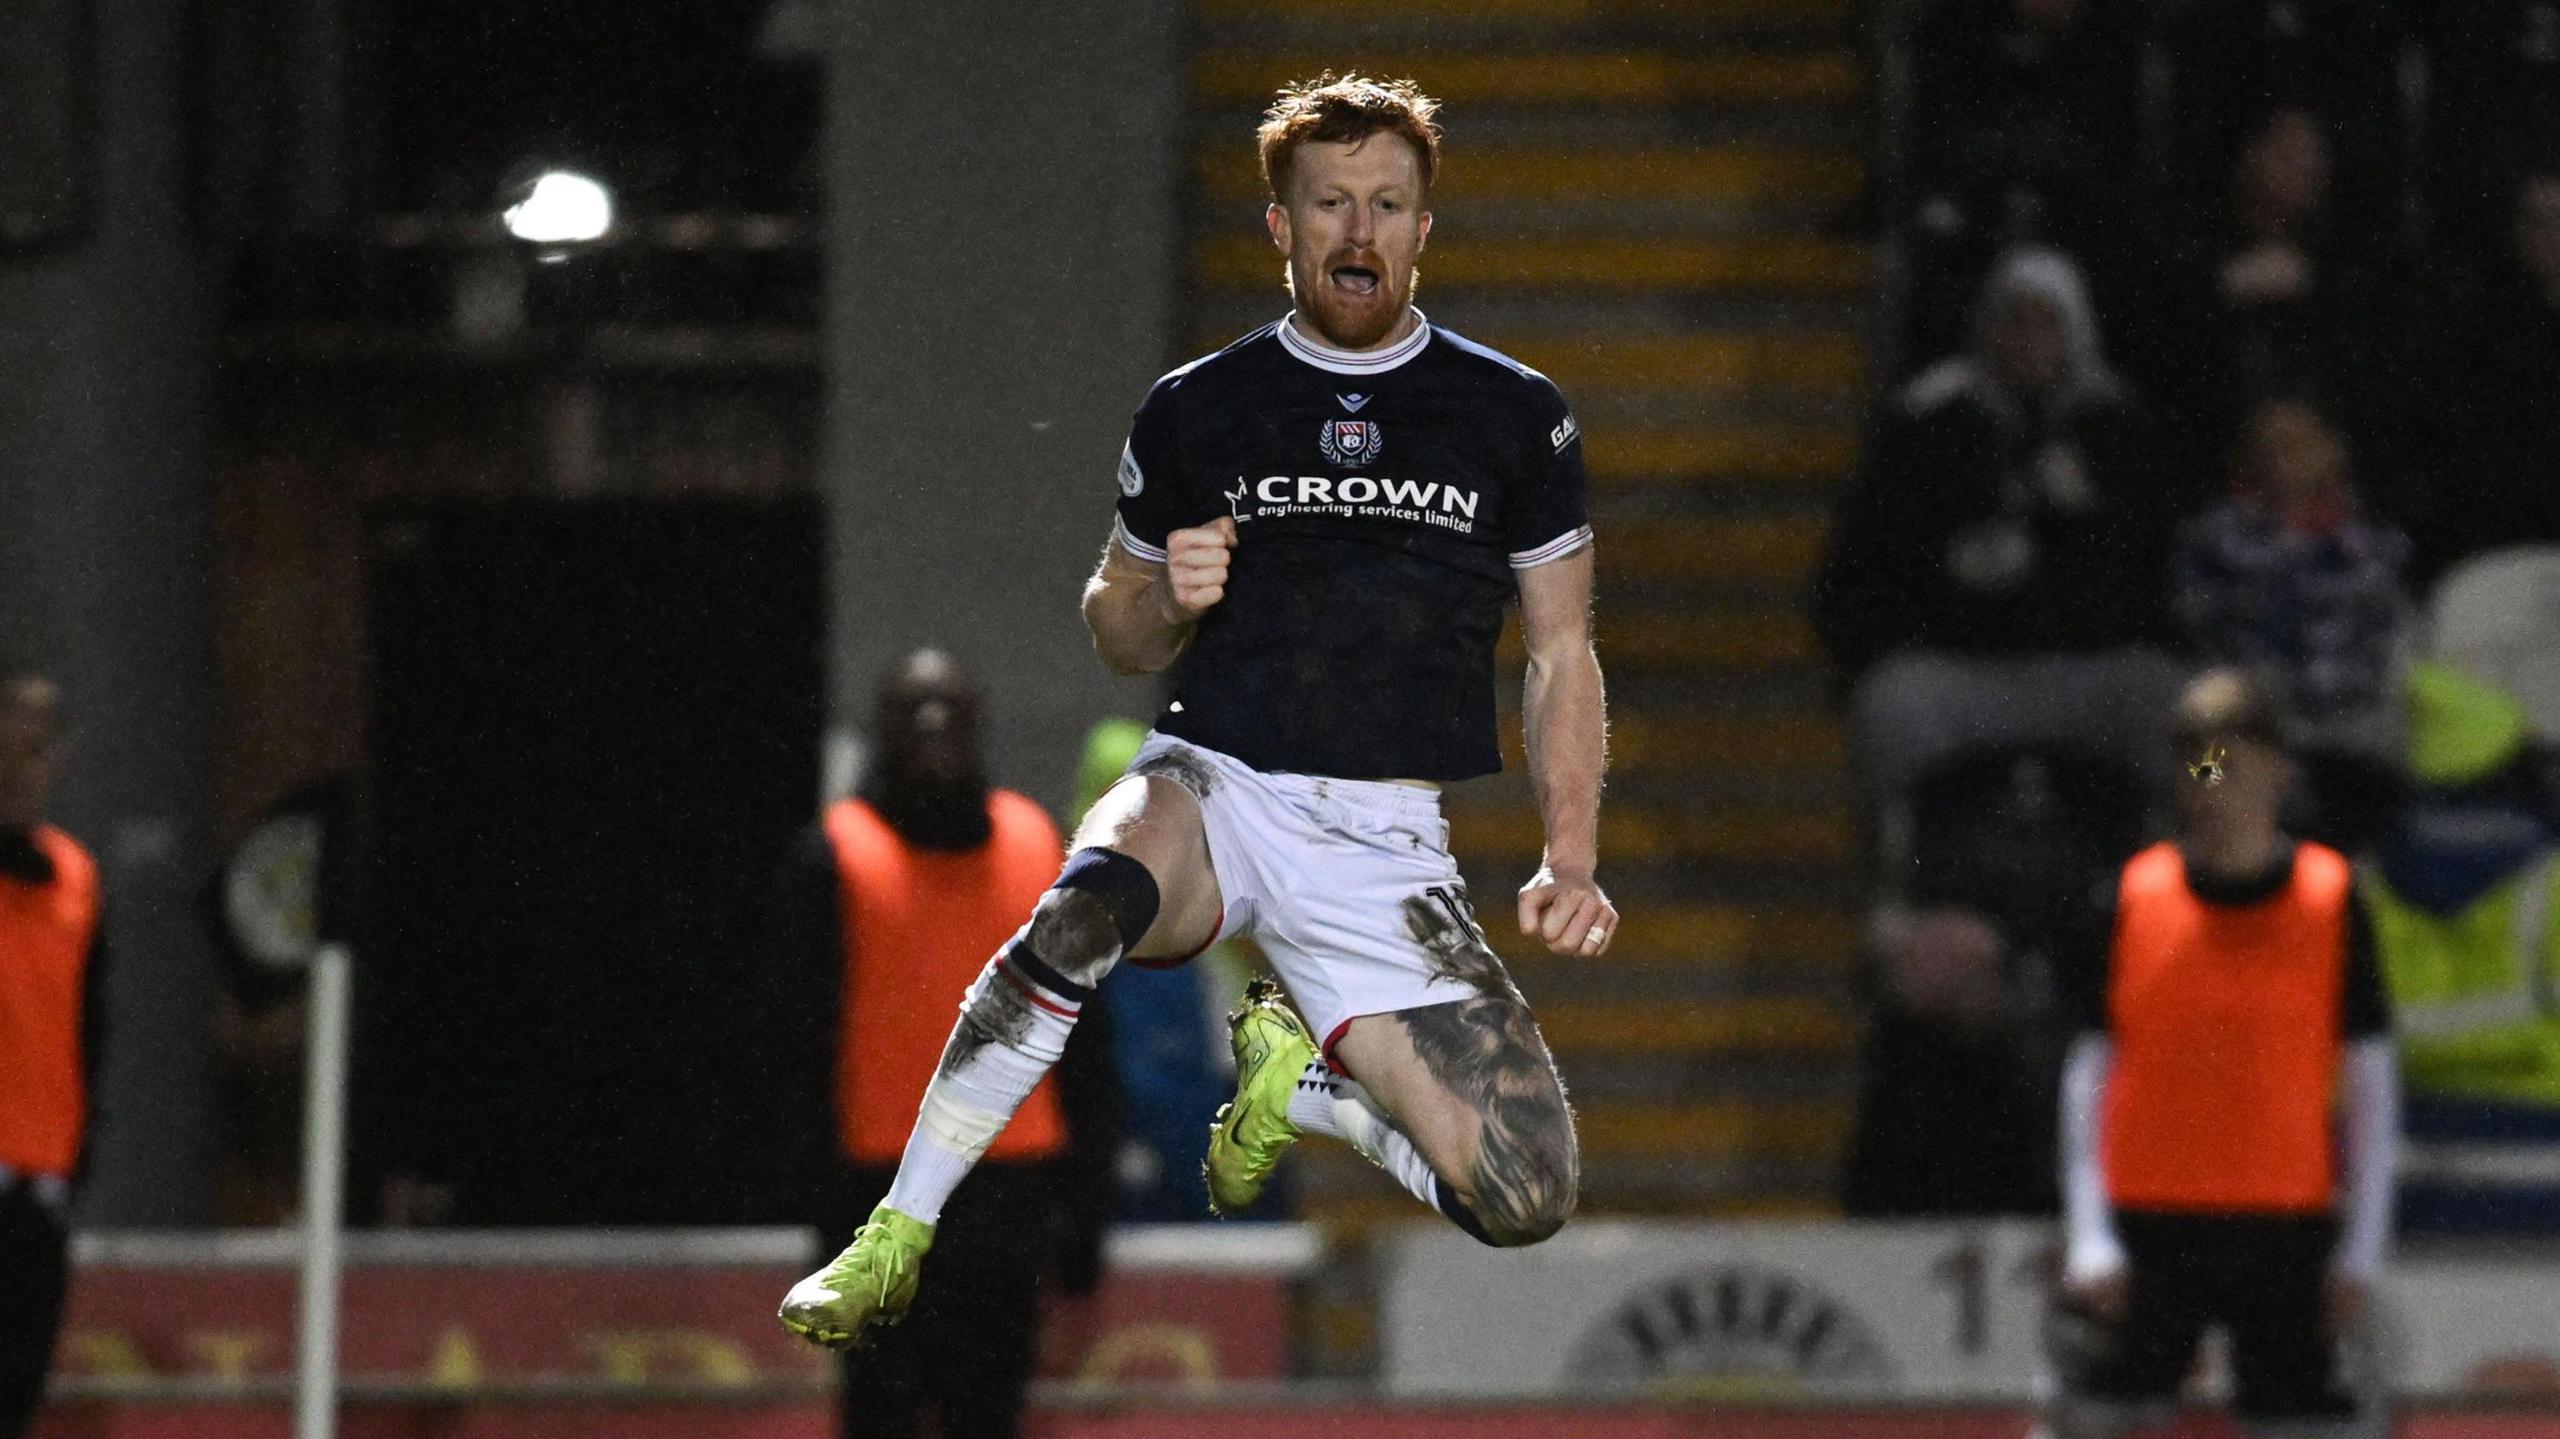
left=2157, top=0, right=2411, bottom=235
left=2049, top=669, right=2397, bottom=1437
left=2421, top=1, right=2560, bottom=262
left=2211, top=109, right=2340, bottom=364
left=2173, top=399, right=2409, bottom=725
left=2171, top=398, right=2413, bottom=847
left=1908, top=0, right=2142, bottom=217
left=2420, top=163, right=2560, bottom=577
left=2366, top=663, right=2560, bottom=1110
left=0, top=661, right=106, bottom=1439
left=1843, top=904, right=2058, bottom=1217
left=758, top=650, right=1115, bottom=1439
left=2173, top=107, right=2410, bottom=480
left=1815, top=246, right=2188, bottom=852
left=2363, top=663, right=2560, bottom=1233
left=1899, top=0, right=2155, bottom=372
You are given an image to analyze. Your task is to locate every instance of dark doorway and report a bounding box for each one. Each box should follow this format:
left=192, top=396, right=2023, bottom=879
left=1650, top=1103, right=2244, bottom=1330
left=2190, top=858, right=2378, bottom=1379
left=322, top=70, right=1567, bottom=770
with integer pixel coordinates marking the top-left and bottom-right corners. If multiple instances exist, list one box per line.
left=359, top=495, right=825, bottom=1224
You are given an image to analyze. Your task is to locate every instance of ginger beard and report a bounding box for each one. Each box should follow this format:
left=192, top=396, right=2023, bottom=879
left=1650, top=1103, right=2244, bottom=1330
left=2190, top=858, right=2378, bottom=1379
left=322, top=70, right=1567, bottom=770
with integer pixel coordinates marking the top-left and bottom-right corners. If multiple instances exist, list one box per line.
left=1291, top=238, right=1416, bottom=350
left=1270, top=136, right=1430, bottom=351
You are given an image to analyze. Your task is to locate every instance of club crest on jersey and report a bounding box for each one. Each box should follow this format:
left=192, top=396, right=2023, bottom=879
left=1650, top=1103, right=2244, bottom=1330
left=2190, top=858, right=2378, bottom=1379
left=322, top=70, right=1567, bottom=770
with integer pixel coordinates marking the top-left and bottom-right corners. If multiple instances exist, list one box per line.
left=1318, top=418, right=1383, bottom=467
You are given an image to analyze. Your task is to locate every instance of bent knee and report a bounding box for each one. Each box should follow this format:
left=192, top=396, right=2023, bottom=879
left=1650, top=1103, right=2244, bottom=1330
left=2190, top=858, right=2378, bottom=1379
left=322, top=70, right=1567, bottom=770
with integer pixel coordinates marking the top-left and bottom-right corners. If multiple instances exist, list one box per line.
left=1022, top=886, right=1124, bottom=987
left=1477, top=1170, right=1579, bottom=1248
left=1482, top=1208, right=1568, bottom=1248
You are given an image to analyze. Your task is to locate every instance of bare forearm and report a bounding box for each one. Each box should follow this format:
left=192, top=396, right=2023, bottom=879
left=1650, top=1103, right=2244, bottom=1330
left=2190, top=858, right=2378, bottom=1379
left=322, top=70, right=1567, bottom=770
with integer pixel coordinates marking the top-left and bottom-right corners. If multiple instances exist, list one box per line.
left=2059, top=1033, right=2123, bottom=1278
left=1082, top=572, right=1192, bottom=675
left=1083, top=521, right=1232, bottom=675
left=2335, top=1038, right=2400, bottom=1279
left=1524, top=644, right=1605, bottom=875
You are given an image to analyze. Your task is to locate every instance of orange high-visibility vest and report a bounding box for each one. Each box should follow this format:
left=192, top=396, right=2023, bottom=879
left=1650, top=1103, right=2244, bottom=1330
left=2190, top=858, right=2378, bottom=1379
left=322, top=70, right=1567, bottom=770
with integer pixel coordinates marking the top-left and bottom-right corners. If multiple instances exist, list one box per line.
left=2105, top=839, right=2351, bottom=1213
left=0, top=826, right=101, bottom=1178
left=825, top=793, right=1069, bottom=1165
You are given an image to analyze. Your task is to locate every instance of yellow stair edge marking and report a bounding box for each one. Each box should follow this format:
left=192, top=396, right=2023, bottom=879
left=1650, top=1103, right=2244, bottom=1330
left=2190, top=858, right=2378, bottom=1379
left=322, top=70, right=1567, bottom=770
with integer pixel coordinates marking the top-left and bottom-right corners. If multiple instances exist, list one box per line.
left=1194, top=145, right=1865, bottom=207
left=1576, top=1099, right=1853, bottom=1162
left=1499, top=608, right=1819, bottom=668
left=1586, top=425, right=1859, bottom=484
left=1181, top=332, right=1867, bottom=396
left=1497, top=707, right=1846, bottom=770
left=1198, top=0, right=1848, bottom=23
left=1500, top=943, right=1855, bottom=977
left=1452, top=803, right=1854, bottom=864
left=1700, top=1195, right=1840, bottom=1219
left=1504, top=950, right=1855, bottom=984
left=1597, top=514, right=1829, bottom=586
left=1496, top=332, right=1866, bottom=394
left=1194, top=51, right=1863, bottom=108
left=1197, top=234, right=1872, bottom=293
left=1488, top=902, right=1860, bottom=968
left=1536, top=997, right=1854, bottom=1056
left=1612, top=709, right=1847, bottom=770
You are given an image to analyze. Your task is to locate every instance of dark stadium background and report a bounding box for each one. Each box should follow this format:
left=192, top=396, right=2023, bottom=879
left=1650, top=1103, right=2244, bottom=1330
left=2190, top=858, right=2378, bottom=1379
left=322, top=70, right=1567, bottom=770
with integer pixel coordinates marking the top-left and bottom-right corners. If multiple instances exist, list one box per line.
left=4, top=0, right=2559, bottom=1435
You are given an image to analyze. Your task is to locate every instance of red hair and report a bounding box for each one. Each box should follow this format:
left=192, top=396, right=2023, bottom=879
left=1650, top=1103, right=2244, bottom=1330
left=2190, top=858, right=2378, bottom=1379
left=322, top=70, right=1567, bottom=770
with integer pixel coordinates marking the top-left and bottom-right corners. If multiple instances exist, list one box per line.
left=1256, top=73, right=1442, bottom=203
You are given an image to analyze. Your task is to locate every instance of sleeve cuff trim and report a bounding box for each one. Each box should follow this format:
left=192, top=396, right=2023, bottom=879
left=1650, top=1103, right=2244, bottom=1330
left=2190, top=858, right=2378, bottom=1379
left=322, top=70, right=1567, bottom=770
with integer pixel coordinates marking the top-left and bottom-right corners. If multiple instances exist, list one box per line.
left=1508, top=525, right=1595, bottom=570
left=1113, top=516, right=1168, bottom=564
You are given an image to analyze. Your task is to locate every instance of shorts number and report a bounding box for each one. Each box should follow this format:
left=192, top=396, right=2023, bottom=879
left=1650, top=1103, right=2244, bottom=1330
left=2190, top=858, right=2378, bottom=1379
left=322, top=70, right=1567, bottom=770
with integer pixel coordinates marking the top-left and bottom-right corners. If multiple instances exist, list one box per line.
left=1426, top=885, right=1488, bottom=950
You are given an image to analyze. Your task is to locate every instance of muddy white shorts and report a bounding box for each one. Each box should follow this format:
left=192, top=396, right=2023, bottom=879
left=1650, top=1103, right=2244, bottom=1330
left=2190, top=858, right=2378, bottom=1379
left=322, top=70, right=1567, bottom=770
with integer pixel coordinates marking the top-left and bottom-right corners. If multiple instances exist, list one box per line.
left=1124, top=732, right=1501, bottom=1061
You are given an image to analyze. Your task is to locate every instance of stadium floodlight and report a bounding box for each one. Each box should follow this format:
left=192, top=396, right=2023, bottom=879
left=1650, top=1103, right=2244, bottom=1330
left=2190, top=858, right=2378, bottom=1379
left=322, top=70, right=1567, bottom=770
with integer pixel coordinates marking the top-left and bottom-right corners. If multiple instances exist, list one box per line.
left=502, top=169, right=614, bottom=244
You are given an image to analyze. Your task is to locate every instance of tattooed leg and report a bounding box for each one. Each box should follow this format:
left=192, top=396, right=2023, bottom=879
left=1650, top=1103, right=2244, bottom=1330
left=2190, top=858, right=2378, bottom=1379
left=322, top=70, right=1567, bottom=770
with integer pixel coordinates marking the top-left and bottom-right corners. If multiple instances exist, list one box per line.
left=1333, top=890, right=1580, bottom=1247
left=1390, top=992, right=1580, bottom=1246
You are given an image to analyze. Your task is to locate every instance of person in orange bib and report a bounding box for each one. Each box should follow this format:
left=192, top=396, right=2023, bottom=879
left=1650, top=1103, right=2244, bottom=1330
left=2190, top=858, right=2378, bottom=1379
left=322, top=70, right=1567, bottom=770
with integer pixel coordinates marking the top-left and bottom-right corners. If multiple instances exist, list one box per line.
left=2049, top=668, right=2397, bottom=1438
left=0, top=661, right=108, bottom=1439
left=761, top=650, right=1115, bottom=1439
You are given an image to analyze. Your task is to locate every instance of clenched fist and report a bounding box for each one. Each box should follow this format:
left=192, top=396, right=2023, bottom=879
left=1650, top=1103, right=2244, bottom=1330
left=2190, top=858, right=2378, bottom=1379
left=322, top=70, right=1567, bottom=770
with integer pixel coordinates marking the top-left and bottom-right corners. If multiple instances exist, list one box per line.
left=1159, top=516, right=1237, bottom=622
left=1519, top=865, right=1618, bottom=957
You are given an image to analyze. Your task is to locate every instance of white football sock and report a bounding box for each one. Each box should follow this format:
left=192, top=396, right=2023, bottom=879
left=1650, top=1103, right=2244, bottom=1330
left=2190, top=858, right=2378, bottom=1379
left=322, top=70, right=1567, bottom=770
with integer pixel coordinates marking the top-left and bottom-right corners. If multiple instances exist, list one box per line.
left=1285, top=1059, right=1441, bottom=1210
left=881, top=943, right=1084, bottom=1226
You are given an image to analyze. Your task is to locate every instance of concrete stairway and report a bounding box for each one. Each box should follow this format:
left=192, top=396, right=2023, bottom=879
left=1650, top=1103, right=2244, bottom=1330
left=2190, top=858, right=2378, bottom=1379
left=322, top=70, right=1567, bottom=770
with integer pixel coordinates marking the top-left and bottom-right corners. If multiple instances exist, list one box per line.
left=1182, top=0, right=1870, bottom=1223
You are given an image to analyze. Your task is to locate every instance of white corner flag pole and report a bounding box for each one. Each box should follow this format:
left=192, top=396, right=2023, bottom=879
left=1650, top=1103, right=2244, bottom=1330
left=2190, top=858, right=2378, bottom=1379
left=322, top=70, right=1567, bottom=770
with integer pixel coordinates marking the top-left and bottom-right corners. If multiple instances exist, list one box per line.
left=295, top=943, right=354, bottom=1439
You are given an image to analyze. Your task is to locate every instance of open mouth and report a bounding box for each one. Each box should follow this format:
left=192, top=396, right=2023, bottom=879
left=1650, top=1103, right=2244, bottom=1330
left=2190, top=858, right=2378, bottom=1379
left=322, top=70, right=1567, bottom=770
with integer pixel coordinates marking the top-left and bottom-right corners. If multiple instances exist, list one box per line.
left=1329, top=265, right=1380, bottom=297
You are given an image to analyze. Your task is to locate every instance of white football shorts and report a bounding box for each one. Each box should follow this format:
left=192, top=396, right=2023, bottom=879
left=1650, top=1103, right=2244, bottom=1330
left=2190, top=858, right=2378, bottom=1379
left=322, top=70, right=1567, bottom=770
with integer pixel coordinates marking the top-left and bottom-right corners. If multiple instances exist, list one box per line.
left=1122, top=731, right=1503, bottom=1062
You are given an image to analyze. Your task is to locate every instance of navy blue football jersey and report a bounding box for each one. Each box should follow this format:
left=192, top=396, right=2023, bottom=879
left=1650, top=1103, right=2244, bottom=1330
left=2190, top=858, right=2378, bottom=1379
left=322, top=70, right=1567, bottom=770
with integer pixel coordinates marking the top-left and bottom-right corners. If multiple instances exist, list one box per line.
left=1113, top=310, right=1592, bottom=781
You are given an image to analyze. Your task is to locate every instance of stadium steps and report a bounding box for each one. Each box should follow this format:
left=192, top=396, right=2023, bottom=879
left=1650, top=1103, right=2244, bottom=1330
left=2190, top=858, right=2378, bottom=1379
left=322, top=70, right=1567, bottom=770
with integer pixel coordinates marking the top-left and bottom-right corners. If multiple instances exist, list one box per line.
left=1197, top=144, right=1863, bottom=240
left=1184, top=2, right=1867, bottom=1226
left=1196, top=233, right=1871, bottom=294
left=1192, top=0, right=1852, bottom=28
left=1193, top=50, right=1860, bottom=111
left=1498, top=605, right=1817, bottom=670
left=1449, top=804, right=1852, bottom=868
left=1491, top=331, right=1866, bottom=396
left=1585, top=424, right=1858, bottom=489
left=1490, top=898, right=1856, bottom=971
left=1499, top=706, right=1847, bottom=776
left=1199, top=143, right=1862, bottom=209
left=1596, top=513, right=1826, bottom=592
left=1185, top=327, right=1865, bottom=390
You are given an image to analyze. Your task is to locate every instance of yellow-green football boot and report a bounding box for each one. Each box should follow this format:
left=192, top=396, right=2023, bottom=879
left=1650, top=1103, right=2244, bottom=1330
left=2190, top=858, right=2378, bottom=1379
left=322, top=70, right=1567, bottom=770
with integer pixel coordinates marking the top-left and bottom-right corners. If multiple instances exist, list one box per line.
left=777, top=1204, right=934, bottom=1349
left=1203, top=976, right=1318, bottom=1216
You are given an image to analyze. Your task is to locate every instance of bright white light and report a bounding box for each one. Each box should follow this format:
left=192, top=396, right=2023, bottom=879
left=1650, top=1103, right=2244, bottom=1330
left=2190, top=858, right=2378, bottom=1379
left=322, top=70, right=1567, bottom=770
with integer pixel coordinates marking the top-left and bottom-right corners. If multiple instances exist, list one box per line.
left=503, top=171, right=614, bottom=244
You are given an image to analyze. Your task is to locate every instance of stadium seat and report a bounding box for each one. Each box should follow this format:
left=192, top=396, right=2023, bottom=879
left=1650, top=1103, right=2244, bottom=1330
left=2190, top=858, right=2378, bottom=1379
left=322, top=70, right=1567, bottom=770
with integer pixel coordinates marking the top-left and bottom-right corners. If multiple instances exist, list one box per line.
left=2430, top=545, right=2560, bottom=740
